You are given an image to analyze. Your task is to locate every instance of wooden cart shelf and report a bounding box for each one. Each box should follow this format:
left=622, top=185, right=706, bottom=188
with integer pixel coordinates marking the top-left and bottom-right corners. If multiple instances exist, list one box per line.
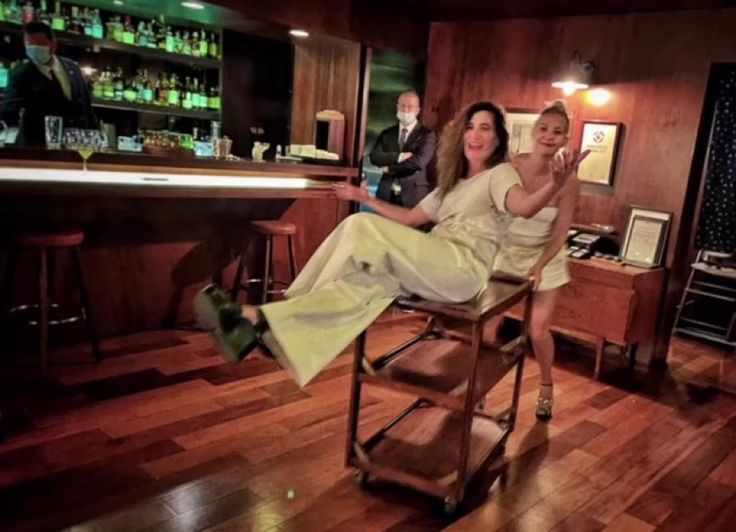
left=345, top=274, right=534, bottom=514
left=361, top=335, right=524, bottom=412
left=350, top=405, right=506, bottom=499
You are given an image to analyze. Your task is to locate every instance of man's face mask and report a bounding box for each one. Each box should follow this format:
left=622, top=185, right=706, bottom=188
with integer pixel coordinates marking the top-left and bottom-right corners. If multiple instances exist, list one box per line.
left=26, top=45, right=52, bottom=65
left=396, top=111, right=417, bottom=126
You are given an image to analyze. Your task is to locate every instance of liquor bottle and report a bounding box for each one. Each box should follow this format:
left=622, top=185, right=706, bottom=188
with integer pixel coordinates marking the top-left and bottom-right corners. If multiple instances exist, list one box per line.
left=103, top=67, right=114, bottom=99
left=165, top=28, right=174, bottom=53
left=197, top=30, right=207, bottom=57
left=51, top=1, right=65, bottom=31
left=174, top=30, right=183, bottom=54
left=182, top=31, right=192, bottom=55
left=113, top=68, right=124, bottom=101
left=167, top=74, right=180, bottom=107
left=123, top=16, right=135, bottom=44
left=208, top=86, right=220, bottom=110
left=82, top=7, right=93, bottom=37
left=123, top=76, right=137, bottom=103
left=38, top=0, right=51, bottom=26
left=158, top=73, right=169, bottom=106
left=0, top=62, right=9, bottom=90
left=92, top=67, right=105, bottom=99
left=68, top=6, right=81, bottom=34
left=91, top=9, right=103, bottom=39
left=198, top=81, right=207, bottom=110
left=142, top=71, right=154, bottom=103
left=191, top=77, right=201, bottom=109
left=191, top=32, right=201, bottom=58
left=182, top=77, right=192, bottom=109
left=21, top=1, right=35, bottom=24
left=0, top=2, right=5, bottom=23
left=137, top=21, right=148, bottom=47
left=6, top=0, right=21, bottom=25
left=208, top=33, right=219, bottom=59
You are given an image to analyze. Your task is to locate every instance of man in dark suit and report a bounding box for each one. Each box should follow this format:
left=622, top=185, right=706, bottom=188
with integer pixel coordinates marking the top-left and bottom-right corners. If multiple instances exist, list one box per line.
left=369, top=91, right=436, bottom=208
left=1, top=22, right=97, bottom=146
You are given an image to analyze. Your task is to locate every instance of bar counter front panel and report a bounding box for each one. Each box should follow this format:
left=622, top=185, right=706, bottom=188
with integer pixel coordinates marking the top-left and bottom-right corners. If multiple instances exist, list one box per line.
left=0, top=154, right=357, bottom=340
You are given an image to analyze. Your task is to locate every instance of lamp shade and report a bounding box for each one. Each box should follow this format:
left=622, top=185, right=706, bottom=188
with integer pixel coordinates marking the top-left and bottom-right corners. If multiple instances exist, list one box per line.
left=552, top=51, right=596, bottom=95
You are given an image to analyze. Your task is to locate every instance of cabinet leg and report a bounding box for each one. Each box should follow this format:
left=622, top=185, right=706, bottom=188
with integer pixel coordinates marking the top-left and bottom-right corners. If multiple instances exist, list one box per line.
left=594, top=337, right=605, bottom=380
left=627, top=344, right=639, bottom=370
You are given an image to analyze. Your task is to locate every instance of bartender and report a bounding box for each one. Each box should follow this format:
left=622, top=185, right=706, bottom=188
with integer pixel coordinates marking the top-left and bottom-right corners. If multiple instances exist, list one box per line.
left=0, top=21, right=96, bottom=146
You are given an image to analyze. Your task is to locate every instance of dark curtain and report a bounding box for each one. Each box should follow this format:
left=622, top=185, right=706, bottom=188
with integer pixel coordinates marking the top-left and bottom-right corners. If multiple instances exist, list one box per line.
left=696, top=68, right=736, bottom=254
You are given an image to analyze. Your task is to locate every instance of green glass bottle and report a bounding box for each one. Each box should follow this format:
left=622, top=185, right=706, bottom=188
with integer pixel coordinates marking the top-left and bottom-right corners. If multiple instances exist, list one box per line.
left=199, top=30, right=208, bottom=57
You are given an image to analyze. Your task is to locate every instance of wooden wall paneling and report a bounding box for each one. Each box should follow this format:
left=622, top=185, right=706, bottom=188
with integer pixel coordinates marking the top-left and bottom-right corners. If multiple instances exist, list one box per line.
left=290, top=36, right=363, bottom=165
left=424, top=9, right=736, bottom=360
left=209, top=0, right=428, bottom=58
left=221, top=30, right=294, bottom=160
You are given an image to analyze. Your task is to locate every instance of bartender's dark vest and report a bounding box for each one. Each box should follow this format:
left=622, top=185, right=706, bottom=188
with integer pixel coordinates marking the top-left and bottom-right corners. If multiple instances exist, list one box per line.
left=18, top=60, right=94, bottom=146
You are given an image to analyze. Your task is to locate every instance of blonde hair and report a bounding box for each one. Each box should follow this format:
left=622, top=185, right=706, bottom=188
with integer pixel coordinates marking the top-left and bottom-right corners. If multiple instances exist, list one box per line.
left=537, top=101, right=570, bottom=133
left=436, top=101, right=509, bottom=197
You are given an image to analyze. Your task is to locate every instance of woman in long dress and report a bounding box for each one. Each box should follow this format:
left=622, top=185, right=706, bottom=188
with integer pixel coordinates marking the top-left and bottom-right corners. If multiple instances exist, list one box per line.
left=195, top=101, right=585, bottom=387
left=489, top=101, right=580, bottom=420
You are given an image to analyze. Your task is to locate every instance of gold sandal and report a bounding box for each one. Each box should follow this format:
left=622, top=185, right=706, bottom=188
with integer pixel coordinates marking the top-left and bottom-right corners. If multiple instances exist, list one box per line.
left=535, top=383, right=554, bottom=421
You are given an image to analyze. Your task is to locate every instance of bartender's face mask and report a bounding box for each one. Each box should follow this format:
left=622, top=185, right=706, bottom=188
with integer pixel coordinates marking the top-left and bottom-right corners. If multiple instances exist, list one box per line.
left=26, top=45, right=52, bottom=65
left=24, top=33, right=56, bottom=66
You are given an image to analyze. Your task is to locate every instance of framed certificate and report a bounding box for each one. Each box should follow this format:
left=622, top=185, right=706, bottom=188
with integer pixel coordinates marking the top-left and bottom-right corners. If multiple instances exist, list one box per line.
left=577, top=121, right=622, bottom=185
left=620, top=207, right=672, bottom=268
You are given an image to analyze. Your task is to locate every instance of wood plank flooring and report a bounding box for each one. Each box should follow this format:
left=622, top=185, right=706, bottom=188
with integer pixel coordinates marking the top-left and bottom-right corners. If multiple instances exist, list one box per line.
left=1, top=315, right=735, bottom=531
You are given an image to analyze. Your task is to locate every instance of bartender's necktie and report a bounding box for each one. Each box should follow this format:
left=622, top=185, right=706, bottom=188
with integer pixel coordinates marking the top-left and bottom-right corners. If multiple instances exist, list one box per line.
left=50, top=68, right=71, bottom=100
left=399, top=127, right=408, bottom=150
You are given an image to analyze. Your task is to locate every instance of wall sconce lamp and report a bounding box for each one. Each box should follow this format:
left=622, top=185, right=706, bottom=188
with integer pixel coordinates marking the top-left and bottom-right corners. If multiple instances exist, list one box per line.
left=551, top=50, right=596, bottom=96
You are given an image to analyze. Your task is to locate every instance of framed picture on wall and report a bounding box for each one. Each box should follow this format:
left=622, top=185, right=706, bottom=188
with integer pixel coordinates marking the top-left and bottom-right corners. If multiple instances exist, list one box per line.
left=577, top=121, right=622, bottom=185
left=505, top=110, right=540, bottom=156
left=620, top=207, right=672, bottom=268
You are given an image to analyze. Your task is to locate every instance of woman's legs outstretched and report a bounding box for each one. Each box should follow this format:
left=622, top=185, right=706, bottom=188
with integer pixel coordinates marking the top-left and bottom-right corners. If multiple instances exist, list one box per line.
left=197, top=213, right=490, bottom=387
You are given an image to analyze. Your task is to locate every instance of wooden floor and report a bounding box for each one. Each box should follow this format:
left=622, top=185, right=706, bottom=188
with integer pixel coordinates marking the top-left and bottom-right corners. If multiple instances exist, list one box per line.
left=1, top=315, right=735, bottom=531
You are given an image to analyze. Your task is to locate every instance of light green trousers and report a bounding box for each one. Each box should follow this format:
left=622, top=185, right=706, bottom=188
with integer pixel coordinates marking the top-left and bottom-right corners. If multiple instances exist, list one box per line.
left=260, top=213, right=490, bottom=386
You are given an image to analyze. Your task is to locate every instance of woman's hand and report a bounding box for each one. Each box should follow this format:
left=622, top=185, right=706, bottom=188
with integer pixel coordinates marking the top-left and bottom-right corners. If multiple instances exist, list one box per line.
left=528, top=262, right=543, bottom=290
left=549, top=149, right=590, bottom=187
left=333, top=182, right=371, bottom=203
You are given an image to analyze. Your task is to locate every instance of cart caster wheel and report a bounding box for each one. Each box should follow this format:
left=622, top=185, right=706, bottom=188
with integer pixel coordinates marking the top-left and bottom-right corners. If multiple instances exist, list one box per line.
left=355, top=470, right=369, bottom=488
left=443, top=498, right=457, bottom=515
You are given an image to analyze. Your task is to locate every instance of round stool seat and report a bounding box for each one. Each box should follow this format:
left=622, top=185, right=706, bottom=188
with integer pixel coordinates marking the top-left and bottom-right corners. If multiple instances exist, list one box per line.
left=17, top=230, right=84, bottom=248
left=249, top=220, right=297, bottom=236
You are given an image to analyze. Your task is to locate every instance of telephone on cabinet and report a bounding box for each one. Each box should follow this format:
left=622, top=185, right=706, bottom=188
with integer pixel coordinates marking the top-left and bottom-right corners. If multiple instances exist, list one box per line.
left=567, top=230, right=619, bottom=259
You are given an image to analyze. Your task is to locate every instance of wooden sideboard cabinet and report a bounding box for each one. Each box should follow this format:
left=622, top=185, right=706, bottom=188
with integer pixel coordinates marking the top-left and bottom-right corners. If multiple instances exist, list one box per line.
left=506, top=258, right=666, bottom=379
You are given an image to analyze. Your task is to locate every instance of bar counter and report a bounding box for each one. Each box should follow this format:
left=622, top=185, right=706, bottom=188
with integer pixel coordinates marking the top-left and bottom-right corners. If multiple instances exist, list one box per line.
left=0, top=148, right=355, bottom=341
left=0, top=147, right=358, bottom=199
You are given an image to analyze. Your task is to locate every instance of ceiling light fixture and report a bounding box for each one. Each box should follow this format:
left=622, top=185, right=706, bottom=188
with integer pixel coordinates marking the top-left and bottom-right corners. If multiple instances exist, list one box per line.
left=113, top=0, right=124, bottom=5
left=181, top=1, right=206, bottom=10
left=289, top=29, right=309, bottom=38
left=551, top=50, right=596, bottom=96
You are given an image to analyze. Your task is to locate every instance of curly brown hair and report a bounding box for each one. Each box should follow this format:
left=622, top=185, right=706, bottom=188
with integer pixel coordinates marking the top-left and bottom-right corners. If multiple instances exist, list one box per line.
left=435, top=101, right=509, bottom=197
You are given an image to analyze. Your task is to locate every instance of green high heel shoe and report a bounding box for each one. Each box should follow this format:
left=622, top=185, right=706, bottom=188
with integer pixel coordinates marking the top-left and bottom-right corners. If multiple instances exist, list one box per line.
left=194, top=284, right=269, bottom=362
left=535, top=382, right=554, bottom=422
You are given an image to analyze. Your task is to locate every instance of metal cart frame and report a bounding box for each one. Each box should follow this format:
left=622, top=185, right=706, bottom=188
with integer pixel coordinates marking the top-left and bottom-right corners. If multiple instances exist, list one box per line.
left=345, top=274, right=533, bottom=514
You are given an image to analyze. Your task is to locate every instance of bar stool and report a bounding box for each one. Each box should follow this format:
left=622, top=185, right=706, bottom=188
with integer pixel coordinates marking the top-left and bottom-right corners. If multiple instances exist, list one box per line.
left=1, top=230, right=100, bottom=370
left=230, top=220, right=299, bottom=304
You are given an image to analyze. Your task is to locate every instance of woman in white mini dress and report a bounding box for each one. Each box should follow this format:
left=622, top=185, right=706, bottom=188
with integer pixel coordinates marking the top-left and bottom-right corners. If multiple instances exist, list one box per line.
left=490, top=102, right=581, bottom=420
left=195, top=101, right=585, bottom=388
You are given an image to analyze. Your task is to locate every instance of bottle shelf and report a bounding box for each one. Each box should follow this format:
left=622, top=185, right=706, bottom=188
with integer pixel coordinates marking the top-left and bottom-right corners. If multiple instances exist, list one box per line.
left=92, top=98, right=220, bottom=120
left=0, top=21, right=221, bottom=69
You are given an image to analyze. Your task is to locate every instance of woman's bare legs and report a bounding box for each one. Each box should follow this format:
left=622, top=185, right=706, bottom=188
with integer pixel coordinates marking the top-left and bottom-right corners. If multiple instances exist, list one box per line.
left=528, top=288, right=560, bottom=420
